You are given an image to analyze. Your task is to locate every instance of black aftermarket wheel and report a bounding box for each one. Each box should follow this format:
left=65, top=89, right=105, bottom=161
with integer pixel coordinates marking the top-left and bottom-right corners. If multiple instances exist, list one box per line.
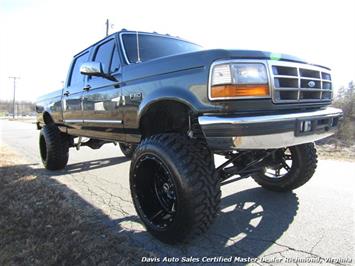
left=130, top=134, right=221, bottom=243
left=39, top=124, right=69, bottom=170
left=252, top=143, right=317, bottom=192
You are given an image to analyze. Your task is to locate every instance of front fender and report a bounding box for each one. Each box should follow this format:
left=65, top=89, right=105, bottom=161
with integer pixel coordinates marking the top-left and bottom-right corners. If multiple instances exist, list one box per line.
left=138, top=86, right=207, bottom=123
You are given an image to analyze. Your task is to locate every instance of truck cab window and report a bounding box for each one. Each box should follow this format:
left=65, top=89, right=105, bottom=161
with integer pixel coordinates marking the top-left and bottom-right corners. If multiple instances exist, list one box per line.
left=110, top=45, right=120, bottom=73
left=122, top=34, right=202, bottom=63
left=69, top=52, right=89, bottom=87
left=94, top=39, right=115, bottom=74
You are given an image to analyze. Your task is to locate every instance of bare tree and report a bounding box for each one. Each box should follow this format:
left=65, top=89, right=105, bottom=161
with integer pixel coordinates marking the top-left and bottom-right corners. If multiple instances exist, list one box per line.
left=0, top=100, right=36, bottom=116
left=332, top=81, right=355, bottom=144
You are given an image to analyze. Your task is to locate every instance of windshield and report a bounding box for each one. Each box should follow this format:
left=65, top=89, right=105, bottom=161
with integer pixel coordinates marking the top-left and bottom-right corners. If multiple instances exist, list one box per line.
left=121, top=33, right=203, bottom=63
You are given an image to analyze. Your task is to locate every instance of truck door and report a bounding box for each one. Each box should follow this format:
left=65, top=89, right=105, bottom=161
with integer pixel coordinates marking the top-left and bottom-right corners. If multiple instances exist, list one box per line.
left=62, top=50, right=90, bottom=133
left=81, top=38, right=124, bottom=141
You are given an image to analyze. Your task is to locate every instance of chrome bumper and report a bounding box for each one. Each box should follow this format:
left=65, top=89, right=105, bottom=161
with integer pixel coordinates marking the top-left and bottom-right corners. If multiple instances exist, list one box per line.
left=198, top=107, right=343, bottom=150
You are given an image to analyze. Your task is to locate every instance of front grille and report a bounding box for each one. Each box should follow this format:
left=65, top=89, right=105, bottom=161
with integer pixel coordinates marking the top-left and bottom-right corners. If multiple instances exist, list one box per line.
left=269, top=61, right=332, bottom=103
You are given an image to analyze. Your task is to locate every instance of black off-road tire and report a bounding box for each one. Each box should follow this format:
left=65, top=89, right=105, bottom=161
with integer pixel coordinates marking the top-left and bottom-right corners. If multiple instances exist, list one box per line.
left=130, top=133, right=221, bottom=244
left=119, top=143, right=136, bottom=158
left=39, top=124, right=69, bottom=170
left=252, top=143, right=317, bottom=192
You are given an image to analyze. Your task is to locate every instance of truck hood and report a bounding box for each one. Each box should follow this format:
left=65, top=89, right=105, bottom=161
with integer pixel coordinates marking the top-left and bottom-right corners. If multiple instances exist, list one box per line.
left=122, top=49, right=328, bottom=82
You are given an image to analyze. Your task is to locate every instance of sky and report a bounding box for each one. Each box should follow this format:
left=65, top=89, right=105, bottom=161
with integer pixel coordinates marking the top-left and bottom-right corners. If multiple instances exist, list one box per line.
left=0, top=0, right=354, bottom=101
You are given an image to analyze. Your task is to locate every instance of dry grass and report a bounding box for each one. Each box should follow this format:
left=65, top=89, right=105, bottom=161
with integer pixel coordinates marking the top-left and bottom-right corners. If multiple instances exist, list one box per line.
left=316, top=142, right=355, bottom=162
left=0, top=144, right=152, bottom=266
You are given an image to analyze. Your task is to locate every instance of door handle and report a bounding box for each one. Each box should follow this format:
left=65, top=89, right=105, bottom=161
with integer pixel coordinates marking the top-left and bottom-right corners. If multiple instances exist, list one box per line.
left=129, top=92, right=142, bottom=101
left=63, top=91, right=70, bottom=96
left=83, top=85, right=91, bottom=91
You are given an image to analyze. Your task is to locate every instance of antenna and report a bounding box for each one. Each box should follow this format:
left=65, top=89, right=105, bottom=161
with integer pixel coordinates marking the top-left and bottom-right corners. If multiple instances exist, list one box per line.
left=136, top=31, right=141, bottom=63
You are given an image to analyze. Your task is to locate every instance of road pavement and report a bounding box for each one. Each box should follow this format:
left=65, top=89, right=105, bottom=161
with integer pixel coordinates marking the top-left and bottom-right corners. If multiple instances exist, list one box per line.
left=0, top=119, right=354, bottom=265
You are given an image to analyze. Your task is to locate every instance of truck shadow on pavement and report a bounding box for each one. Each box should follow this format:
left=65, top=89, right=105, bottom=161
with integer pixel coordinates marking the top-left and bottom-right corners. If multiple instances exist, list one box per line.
left=43, top=156, right=130, bottom=175
left=0, top=162, right=299, bottom=264
left=112, top=187, right=299, bottom=260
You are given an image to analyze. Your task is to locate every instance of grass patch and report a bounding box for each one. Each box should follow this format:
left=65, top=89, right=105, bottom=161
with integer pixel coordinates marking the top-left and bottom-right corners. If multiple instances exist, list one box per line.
left=0, top=144, right=152, bottom=265
left=316, top=141, right=355, bottom=162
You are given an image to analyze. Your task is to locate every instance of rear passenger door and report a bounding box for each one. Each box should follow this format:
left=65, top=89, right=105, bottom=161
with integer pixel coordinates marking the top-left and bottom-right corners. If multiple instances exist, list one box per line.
left=81, top=38, right=124, bottom=141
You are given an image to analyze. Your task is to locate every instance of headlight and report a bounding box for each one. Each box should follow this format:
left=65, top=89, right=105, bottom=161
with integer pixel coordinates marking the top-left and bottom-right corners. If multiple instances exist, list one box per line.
left=210, top=62, right=270, bottom=99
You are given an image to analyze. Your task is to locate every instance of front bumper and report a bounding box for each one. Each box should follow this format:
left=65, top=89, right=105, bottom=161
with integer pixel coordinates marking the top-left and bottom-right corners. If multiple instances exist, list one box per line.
left=198, top=107, right=343, bottom=150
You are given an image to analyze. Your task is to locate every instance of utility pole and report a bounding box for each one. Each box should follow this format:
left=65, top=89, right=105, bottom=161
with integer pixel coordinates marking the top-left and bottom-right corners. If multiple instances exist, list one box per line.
left=105, top=19, right=114, bottom=36
left=8, top=76, right=20, bottom=119
left=105, top=19, right=109, bottom=36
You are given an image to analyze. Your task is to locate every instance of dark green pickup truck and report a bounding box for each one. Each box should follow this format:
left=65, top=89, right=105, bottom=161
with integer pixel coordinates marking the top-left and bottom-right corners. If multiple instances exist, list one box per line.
left=36, top=30, right=343, bottom=243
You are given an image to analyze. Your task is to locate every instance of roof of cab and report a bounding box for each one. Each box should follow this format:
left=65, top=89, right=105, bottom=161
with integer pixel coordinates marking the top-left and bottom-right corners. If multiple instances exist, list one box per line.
left=73, top=29, right=181, bottom=58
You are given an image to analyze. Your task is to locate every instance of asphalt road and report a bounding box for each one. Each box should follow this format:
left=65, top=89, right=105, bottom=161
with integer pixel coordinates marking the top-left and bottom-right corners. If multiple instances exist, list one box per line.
left=0, top=119, right=354, bottom=265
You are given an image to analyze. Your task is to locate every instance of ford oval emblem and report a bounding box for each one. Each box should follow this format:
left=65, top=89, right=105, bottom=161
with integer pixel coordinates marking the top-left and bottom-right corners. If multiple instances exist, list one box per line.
left=308, top=81, right=316, bottom=88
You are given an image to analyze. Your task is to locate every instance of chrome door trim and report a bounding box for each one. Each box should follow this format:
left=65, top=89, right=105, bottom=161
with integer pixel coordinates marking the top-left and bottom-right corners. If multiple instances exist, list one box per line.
left=83, top=119, right=123, bottom=124
left=64, top=119, right=123, bottom=124
left=63, top=119, right=83, bottom=123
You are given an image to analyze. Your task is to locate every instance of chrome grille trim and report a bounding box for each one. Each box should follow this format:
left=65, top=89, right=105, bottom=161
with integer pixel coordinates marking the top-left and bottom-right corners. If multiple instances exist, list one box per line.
left=267, top=60, right=332, bottom=103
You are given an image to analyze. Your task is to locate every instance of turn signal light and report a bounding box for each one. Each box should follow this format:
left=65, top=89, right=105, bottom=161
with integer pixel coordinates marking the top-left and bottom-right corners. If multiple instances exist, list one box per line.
left=211, top=84, right=269, bottom=98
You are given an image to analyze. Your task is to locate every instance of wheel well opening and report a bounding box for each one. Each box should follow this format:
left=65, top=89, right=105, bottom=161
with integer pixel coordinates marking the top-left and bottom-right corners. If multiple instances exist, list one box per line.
left=43, top=112, right=54, bottom=125
left=140, top=101, right=191, bottom=138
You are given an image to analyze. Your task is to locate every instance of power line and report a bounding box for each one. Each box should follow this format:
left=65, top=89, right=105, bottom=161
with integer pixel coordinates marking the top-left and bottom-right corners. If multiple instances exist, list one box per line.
left=8, top=76, right=20, bottom=119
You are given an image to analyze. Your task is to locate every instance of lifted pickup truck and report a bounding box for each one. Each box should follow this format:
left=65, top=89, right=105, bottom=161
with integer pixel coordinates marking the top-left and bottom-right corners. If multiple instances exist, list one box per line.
left=36, top=30, right=343, bottom=244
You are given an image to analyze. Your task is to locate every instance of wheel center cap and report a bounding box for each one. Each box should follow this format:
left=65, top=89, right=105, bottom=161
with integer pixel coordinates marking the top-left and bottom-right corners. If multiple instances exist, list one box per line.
left=163, top=183, right=170, bottom=193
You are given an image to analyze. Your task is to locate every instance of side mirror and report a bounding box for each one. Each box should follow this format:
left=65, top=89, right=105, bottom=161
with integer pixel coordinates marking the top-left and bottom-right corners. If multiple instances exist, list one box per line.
left=80, top=62, right=104, bottom=77
left=80, top=62, right=117, bottom=81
